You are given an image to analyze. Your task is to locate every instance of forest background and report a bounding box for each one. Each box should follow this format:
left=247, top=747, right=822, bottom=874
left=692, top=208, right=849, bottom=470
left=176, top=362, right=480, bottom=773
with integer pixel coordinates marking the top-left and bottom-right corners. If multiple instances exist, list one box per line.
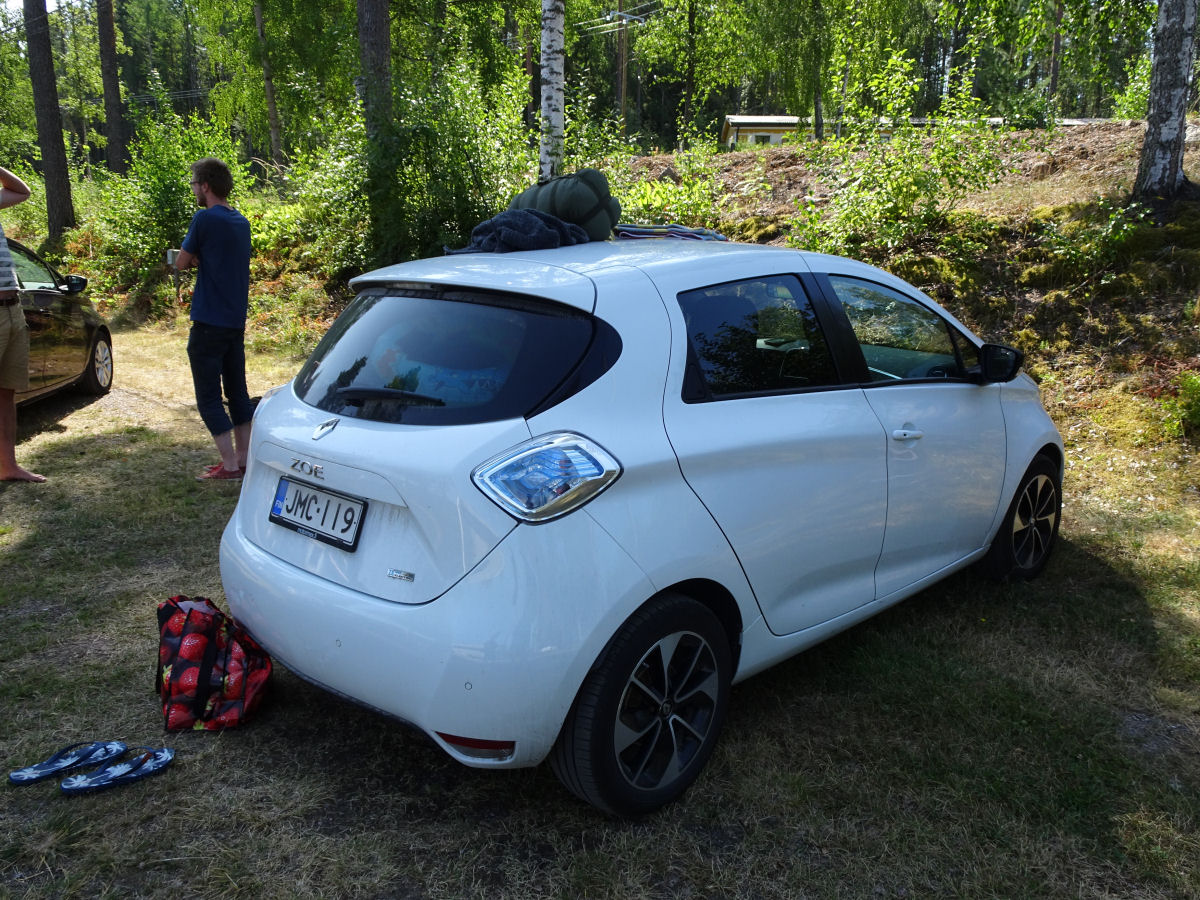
left=1, top=0, right=1193, bottom=264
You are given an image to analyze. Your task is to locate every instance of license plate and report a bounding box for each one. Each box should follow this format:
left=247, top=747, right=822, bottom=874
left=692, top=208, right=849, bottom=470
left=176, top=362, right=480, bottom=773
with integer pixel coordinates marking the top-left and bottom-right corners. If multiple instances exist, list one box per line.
left=269, top=477, right=366, bottom=551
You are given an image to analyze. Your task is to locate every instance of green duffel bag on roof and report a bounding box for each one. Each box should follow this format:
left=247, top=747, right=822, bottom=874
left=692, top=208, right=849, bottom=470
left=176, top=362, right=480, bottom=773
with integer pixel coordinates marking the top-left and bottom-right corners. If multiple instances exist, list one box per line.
left=508, top=168, right=621, bottom=242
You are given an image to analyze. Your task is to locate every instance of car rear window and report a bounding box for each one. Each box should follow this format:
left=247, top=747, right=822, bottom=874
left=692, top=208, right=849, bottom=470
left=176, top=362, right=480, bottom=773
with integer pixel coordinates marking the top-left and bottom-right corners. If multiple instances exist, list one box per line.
left=294, top=288, right=601, bottom=425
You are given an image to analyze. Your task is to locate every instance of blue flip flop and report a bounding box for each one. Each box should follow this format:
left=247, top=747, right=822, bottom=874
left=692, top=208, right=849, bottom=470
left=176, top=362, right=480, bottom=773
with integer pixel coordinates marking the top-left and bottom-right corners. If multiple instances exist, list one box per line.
left=8, top=741, right=128, bottom=785
left=60, top=747, right=174, bottom=795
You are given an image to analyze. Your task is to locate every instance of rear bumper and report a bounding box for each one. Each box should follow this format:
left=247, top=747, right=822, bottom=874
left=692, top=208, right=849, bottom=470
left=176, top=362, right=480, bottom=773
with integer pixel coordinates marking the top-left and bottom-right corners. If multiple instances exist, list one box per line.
left=219, top=509, right=656, bottom=768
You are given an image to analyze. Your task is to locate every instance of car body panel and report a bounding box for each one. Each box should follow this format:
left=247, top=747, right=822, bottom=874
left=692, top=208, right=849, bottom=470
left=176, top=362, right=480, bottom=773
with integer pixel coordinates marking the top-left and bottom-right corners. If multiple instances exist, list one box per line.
left=221, top=495, right=658, bottom=766
left=351, top=255, right=598, bottom=312
left=240, top=388, right=529, bottom=604
left=861, top=381, right=1007, bottom=597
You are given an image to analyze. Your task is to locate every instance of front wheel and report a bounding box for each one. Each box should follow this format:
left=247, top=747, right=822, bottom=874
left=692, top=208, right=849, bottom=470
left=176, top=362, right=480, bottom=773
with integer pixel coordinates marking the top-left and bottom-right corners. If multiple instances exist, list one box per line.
left=79, top=332, right=113, bottom=395
left=983, top=454, right=1061, bottom=581
left=551, top=593, right=732, bottom=816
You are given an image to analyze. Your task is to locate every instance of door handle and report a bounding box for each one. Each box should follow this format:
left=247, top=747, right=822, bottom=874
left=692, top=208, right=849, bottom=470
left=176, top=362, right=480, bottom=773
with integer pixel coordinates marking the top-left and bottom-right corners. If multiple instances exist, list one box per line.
left=892, top=428, right=924, bottom=441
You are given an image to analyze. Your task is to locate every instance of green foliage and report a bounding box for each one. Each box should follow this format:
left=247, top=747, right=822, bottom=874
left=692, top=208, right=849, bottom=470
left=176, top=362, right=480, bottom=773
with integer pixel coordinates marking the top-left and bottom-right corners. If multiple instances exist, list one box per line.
left=1162, top=371, right=1200, bottom=440
left=787, top=54, right=1012, bottom=255
left=1112, top=53, right=1152, bottom=119
left=275, top=61, right=534, bottom=275
left=0, top=167, right=48, bottom=242
left=96, top=101, right=248, bottom=287
left=1035, top=198, right=1147, bottom=285
left=283, top=113, right=370, bottom=274
left=0, top=8, right=37, bottom=164
left=995, top=88, right=1059, bottom=129
left=619, top=137, right=727, bottom=227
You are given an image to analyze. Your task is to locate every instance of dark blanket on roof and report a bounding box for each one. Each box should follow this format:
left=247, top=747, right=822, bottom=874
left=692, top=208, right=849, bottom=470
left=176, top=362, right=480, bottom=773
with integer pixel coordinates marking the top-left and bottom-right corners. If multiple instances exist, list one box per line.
left=445, top=208, right=591, bottom=254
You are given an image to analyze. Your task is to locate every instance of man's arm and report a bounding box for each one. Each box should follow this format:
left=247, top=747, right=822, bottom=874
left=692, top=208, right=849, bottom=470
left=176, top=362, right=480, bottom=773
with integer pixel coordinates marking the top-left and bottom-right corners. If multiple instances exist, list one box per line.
left=175, top=248, right=198, bottom=270
left=0, top=167, right=31, bottom=211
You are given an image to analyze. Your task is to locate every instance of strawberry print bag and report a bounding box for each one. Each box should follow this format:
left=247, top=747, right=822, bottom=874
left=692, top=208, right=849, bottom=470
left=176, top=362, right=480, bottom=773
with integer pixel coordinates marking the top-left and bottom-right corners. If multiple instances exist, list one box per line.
left=156, top=595, right=272, bottom=730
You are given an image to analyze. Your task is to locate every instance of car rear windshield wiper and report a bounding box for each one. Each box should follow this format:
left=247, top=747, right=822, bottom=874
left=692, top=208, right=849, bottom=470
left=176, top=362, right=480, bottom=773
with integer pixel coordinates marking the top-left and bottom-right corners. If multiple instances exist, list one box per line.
left=334, top=386, right=446, bottom=406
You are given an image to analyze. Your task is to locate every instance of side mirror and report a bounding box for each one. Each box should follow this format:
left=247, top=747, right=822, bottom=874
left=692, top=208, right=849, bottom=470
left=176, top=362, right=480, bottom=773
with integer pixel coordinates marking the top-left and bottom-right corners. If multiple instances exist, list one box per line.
left=63, top=274, right=88, bottom=293
left=979, top=343, right=1024, bottom=383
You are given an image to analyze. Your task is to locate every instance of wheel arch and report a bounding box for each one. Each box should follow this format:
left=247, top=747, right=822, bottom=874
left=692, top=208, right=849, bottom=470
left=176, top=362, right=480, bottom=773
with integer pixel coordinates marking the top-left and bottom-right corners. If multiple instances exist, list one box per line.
left=648, top=577, right=743, bottom=671
left=1035, top=442, right=1063, bottom=479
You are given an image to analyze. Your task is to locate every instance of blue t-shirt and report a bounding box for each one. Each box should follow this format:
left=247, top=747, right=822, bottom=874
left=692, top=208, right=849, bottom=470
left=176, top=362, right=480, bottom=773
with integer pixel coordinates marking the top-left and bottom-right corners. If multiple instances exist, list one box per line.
left=181, top=205, right=251, bottom=329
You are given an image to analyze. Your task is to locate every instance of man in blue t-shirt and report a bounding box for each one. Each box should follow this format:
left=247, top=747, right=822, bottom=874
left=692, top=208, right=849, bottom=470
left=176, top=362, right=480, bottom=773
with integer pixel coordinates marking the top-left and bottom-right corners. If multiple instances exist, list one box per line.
left=175, top=157, right=254, bottom=481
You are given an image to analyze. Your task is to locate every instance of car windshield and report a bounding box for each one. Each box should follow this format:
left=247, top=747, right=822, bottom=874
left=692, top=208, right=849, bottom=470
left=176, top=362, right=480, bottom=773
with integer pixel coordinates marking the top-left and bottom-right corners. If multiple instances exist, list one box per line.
left=294, top=289, right=596, bottom=425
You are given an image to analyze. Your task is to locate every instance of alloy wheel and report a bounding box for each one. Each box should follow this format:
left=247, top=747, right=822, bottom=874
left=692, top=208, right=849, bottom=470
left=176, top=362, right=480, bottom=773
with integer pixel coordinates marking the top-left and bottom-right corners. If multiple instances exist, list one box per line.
left=1011, top=473, right=1058, bottom=570
left=614, top=630, right=720, bottom=792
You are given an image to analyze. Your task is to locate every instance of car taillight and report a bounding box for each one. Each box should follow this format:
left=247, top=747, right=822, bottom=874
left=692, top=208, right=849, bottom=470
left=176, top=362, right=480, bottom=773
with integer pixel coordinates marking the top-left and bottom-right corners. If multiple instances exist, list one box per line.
left=471, top=432, right=621, bottom=523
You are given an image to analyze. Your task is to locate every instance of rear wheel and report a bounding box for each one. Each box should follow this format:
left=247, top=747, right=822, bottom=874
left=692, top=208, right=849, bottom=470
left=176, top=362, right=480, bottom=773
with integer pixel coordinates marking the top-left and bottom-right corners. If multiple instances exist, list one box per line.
left=983, top=454, right=1061, bottom=581
left=79, top=332, right=113, bottom=395
left=551, top=593, right=732, bottom=816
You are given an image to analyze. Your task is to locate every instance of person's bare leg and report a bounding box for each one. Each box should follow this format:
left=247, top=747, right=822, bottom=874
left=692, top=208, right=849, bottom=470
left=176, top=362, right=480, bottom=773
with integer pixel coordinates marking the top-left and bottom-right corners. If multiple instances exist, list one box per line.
left=211, top=429, right=239, bottom=473
left=0, top=388, right=44, bottom=482
left=232, top=422, right=251, bottom=470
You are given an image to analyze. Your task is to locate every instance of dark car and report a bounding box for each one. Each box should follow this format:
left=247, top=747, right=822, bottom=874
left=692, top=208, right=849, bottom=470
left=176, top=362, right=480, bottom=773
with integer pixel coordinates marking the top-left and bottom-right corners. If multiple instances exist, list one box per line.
left=8, top=239, right=112, bottom=406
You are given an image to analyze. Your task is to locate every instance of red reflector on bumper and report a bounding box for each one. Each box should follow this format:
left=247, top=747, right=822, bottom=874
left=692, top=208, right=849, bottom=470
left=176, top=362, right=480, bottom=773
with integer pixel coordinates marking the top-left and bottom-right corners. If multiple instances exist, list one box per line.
left=435, top=732, right=516, bottom=760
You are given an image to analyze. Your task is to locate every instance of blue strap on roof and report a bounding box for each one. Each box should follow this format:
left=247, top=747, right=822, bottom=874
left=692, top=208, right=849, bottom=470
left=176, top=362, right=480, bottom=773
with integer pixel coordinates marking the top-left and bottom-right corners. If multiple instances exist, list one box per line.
left=615, top=223, right=728, bottom=241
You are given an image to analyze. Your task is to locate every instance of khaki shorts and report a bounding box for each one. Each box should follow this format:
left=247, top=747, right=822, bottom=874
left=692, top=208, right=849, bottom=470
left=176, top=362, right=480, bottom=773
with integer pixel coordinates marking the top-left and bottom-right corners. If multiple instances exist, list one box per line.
left=0, top=303, right=30, bottom=391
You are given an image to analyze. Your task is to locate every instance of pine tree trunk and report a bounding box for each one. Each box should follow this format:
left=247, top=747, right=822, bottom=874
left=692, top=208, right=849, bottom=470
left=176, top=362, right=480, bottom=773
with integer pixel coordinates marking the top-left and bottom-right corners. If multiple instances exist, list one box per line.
left=539, top=0, right=565, bottom=182
left=357, top=0, right=392, bottom=139
left=97, top=0, right=127, bottom=174
left=1133, top=0, right=1199, bottom=201
left=23, top=0, right=76, bottom=240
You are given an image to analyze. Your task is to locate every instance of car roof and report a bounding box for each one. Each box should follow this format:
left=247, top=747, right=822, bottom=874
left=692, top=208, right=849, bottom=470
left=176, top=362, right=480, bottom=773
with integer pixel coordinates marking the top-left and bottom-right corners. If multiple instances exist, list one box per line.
left=349, top=240, right=926, bottom=314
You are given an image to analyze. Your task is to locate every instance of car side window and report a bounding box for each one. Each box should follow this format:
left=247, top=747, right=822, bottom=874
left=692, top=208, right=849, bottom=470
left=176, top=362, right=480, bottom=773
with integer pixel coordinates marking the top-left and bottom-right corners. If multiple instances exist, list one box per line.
left=678, top=274, right=839, bottom=399
left=9, top=245, right=57, bottom=291
left=828, top=276, right=965, bottom=382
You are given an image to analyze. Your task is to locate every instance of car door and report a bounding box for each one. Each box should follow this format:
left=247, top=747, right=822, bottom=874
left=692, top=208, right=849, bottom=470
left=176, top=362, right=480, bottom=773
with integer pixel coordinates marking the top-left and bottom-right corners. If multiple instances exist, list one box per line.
left=8, top=243, right=53, bottom=394
left=819, top=274, right=1007, bottom=599
left=10, top=243, right=88, bottom=391
left=661, top=271, right=889, bottom=636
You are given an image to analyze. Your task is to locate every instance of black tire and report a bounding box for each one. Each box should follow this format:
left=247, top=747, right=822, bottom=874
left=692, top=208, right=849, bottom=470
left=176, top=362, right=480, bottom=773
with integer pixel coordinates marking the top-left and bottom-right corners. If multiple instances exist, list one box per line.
left=79, top=332, right=113, bottom=395
left=550, top=593, right=732, bottom=816
left=983, top=454, right=1061, bottom=581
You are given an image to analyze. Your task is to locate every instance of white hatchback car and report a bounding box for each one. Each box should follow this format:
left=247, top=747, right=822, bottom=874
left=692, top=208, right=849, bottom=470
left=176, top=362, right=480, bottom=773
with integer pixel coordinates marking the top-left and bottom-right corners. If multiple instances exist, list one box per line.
left=220, top=240, right=1062, bottom=815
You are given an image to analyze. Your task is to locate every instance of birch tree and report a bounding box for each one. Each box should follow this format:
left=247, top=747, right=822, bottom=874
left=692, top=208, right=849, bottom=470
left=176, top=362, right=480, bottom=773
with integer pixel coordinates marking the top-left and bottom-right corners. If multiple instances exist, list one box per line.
left=253, top=2, right=284, bottom=165
left=1133, top=0, right=1199, bottom=201
left=539, top=0, right=565, bottom=182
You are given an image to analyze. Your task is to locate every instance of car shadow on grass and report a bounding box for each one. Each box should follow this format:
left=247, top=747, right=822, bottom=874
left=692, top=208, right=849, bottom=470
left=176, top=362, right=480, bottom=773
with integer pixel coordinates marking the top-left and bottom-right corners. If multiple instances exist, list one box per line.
left=711, top=535, right=1198, bottom=894
left=12, top=387, right=106, bottom=437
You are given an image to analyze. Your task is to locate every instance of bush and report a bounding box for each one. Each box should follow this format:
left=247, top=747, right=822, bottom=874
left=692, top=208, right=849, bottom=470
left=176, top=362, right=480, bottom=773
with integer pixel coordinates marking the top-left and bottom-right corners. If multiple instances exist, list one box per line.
left=618, top=136, right=727, bottom=228
left=278, top=61, right=535, bottom=275
left=1163, top=370, right=1200, bottom=440
left=786, top=54, right=1012, bottom=255
left=96, top=104, right=248, bottom=286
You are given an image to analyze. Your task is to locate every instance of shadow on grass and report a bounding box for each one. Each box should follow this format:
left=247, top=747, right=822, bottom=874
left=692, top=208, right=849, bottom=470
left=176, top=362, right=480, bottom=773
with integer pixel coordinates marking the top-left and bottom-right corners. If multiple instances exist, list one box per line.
left=717, top=535, right=1198, bottom=893
left=12, top=387, right=110, bottom=437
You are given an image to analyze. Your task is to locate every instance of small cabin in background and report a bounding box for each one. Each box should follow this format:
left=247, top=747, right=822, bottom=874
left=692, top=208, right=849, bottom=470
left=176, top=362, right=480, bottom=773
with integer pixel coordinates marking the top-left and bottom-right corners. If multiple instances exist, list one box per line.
left=720, top=115, right=801, bottom=148
left=721, top=114, right=1116, bottom=149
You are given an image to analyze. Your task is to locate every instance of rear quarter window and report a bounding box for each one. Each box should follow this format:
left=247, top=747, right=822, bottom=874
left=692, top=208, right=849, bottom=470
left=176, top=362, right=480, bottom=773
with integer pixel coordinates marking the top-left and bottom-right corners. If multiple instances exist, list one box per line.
left=294, top=288, right=606, bottom=425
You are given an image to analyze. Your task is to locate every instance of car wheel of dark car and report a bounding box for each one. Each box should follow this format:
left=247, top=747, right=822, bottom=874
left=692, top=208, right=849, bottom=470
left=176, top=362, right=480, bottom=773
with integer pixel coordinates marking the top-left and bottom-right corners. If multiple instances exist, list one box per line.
left=79, top=332, right=113, bottom=395
left=551, top=593, right=731, bottom=816
left=984, top=454, right=1061, bottom=581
